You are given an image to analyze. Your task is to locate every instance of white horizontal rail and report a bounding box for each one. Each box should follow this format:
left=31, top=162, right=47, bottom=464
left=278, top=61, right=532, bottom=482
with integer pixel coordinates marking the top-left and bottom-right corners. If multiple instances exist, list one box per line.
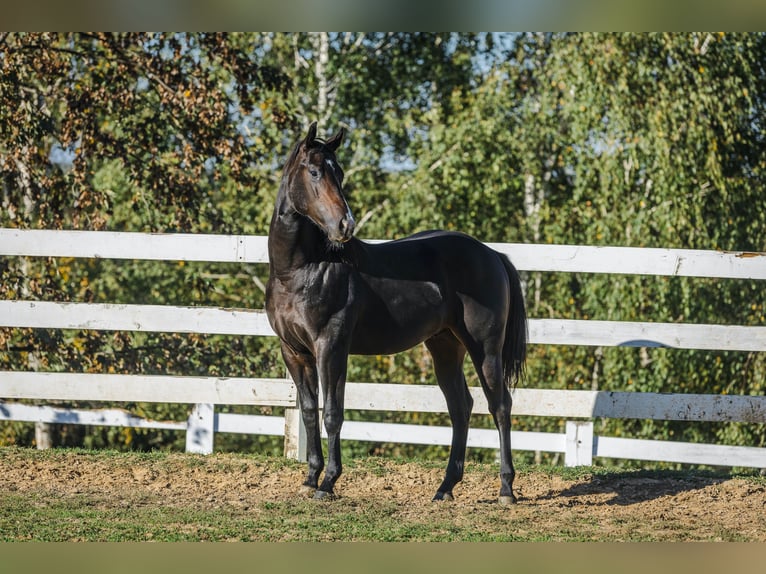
left=2, top=228, right=765, bottom=279
left=0, top=403, right=287, bottom=437
left=215, top=412, right=285, bottom=436
left=509, top=388, right=766, bottom=423
left=4, top=400, right=761, bottom=467
left=211, top=411, right=568, bottom=453
left=488, top=242, right=766, bottom=279
left=0, top=402, right=185, bottom=430
left=0, top=401, right=565, bottom=453
left=530, top=318, right=766, bottom=352
left=595, top=436, right=766, bottom=467
left=328, top=421, right=567, bottom=452
left=336, top=421, right=766, bottom=467
left=0, top=371, right=296, bottom=406
left=345, top=384, right=766, bottom=423
left=0, top=228, right=269, bottom=263
left=0, top=301, right=275, bottom=336
left=331, top=421, right=766, bottom=468
left=2, top=300, right=765, bottom=352
left=3, top=372, right=765, bottom=423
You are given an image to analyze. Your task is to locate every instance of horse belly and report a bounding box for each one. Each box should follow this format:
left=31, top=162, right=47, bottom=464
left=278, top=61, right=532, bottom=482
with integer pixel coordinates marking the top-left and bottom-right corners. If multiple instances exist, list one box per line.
left=348, top=280, right=448, bottom=355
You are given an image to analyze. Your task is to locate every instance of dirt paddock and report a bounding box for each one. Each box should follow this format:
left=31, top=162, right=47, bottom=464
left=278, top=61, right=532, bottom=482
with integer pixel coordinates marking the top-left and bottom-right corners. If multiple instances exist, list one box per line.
left=1, top=448, right=765, bottom=541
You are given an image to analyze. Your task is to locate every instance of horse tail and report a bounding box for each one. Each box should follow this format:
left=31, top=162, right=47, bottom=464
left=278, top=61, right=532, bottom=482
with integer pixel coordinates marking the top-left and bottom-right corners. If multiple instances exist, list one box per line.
left=499, top=253, right=528, bottom=388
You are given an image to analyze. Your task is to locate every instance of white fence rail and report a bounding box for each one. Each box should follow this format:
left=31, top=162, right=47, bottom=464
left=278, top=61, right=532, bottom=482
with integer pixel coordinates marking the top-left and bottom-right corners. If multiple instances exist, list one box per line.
left=1, top=228, right=765, bottom=468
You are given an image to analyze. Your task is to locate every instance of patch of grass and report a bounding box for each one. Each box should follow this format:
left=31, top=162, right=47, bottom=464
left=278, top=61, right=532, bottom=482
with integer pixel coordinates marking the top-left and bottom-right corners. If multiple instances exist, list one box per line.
left=1, top=491, right=270, bottom=542
left=1, top=447, right=764, bottom=541
left=0, top=487, right=561, bottom=542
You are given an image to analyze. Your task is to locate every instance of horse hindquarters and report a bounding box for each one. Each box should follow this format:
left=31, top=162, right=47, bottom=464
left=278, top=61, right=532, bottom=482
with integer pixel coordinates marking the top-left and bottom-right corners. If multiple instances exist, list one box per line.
left=450, top=250, right=525, bottom=505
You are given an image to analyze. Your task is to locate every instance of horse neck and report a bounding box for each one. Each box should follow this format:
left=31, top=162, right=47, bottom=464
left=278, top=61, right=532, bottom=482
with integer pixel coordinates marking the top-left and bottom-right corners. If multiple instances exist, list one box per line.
left=267, top=182, right=325, bottom=278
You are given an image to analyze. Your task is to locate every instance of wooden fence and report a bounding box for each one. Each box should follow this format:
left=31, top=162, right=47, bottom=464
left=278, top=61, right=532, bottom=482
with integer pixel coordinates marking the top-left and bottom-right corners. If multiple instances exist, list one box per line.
left=1, top=228, right=765, bottom=468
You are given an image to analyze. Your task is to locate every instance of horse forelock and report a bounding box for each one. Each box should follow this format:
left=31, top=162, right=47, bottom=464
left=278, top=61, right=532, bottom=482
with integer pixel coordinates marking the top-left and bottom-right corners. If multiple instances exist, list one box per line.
left=284, top=139, right=303, bottom=172
left=284, top=136, right=336, bottom=173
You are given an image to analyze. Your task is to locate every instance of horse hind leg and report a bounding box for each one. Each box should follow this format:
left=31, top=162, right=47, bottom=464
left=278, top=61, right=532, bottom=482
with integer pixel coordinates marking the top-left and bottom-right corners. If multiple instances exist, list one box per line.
left=474, top=347, right=516, bottom=506
left=457, top=293, right=517, bottom=505
left=425, top=331, right=473, bottom=502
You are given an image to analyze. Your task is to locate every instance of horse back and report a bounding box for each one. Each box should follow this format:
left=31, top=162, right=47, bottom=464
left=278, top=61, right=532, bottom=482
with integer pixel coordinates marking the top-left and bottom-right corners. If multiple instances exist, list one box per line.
left=348, top=231, right=511, bottom=355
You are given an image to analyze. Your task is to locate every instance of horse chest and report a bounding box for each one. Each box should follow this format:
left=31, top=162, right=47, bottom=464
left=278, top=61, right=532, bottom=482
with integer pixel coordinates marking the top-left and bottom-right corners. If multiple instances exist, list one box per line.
left=267, top=267, right=355, bottom=352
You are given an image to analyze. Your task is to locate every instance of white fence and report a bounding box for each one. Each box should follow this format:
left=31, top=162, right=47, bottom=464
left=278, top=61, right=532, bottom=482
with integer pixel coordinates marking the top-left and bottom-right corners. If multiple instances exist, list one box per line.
left=1, top=228, right=766, bottom=468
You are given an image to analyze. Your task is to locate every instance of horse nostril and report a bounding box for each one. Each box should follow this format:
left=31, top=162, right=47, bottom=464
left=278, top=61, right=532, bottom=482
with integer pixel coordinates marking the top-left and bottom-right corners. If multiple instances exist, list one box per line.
left=339, top=216, right=355, bottom=240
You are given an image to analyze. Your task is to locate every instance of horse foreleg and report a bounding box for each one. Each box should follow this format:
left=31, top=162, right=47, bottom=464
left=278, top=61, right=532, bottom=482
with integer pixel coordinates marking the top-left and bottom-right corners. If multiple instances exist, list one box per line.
left=314, top=346, right=348, bottom=500
left=281, top=343, right=324, bottom=496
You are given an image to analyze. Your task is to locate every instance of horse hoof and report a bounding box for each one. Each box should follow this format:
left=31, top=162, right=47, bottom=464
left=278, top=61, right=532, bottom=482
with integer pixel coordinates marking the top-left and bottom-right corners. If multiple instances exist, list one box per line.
left=313, top=490, right=336, bottom=501
left=498, top=495, right=517, bottom=506
left=433, top=492, right=454, bottom=502
left=298, top=485, right=316, bottom=497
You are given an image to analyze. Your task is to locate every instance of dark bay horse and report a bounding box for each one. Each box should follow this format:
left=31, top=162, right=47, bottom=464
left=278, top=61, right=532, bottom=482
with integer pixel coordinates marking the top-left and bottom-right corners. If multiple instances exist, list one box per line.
left=265, top=123, right=527, bottom=505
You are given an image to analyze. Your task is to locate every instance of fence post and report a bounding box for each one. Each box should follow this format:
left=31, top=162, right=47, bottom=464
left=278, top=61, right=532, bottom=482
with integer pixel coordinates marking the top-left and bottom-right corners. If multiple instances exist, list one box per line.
left=565, top=420, right=594, bottom=467
left=284, top=407, right=307, bottom=462
left=282, top=368, right=307, bottom=462
left=35, top=422, right=53, bottom=450
left=185, top=403, right=215, bottom=454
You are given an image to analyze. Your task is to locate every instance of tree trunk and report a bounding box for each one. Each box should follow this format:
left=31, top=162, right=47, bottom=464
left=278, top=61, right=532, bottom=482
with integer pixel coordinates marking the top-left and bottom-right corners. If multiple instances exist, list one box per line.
left=311, top=32, right=331, bottom=129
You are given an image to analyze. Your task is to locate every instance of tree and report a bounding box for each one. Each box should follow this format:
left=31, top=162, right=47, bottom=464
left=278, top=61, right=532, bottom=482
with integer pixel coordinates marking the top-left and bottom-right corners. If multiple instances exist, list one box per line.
left=0, top=33, right=293, bottom=449
left=392, top=33, right=766, bottom=461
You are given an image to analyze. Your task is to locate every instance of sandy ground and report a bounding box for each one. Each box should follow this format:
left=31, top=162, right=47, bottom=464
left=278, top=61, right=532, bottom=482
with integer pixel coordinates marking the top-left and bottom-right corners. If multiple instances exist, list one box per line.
left=2, top=448, right=765, bottom=541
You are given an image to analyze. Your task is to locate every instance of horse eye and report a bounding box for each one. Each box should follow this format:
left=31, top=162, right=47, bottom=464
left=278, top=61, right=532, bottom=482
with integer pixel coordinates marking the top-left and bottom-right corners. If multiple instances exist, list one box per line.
left=309, top=168, right=320, bottom=179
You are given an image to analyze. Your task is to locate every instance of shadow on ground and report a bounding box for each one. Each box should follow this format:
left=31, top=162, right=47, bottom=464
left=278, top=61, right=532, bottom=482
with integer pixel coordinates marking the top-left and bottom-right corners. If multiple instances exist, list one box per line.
left=534, top=469, right=735, bottom=506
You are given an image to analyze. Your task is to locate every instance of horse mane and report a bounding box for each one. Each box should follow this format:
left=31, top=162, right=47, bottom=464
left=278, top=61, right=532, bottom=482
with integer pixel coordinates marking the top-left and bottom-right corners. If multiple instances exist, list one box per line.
left=284, top=139, right=302, bottom=170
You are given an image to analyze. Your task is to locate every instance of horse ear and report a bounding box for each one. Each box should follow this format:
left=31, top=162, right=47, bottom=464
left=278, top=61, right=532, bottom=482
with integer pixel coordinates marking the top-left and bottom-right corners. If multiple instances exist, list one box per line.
left=325, top=128, right=345, bottom=152
left=304, top=122, right=318, bottom=147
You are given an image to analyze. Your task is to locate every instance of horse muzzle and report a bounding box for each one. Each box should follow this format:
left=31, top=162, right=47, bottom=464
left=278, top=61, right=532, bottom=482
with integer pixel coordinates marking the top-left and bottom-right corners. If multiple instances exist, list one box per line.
left=337, top=213, right=356, bottom=243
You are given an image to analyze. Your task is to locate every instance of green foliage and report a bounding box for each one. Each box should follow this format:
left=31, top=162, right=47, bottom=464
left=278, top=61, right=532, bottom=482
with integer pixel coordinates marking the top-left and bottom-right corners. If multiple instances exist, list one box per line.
left=1, top=33, right=764, bottom=461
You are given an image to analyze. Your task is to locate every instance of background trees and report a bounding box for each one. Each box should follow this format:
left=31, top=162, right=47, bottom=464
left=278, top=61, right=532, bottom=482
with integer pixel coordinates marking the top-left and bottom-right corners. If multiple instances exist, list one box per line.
left=2, top=33, right=764, bottom=463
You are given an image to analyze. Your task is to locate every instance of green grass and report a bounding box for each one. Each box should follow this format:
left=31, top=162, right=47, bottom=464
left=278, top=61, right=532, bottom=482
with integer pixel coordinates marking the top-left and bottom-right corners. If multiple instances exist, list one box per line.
left=0, top=492, right=522, bottom=542
left=1, top=447, right=764, bottom=541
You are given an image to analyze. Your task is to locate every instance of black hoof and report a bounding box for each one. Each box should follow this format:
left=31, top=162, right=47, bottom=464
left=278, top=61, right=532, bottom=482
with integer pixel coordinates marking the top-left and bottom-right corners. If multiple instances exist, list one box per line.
left=432, top=491, right=455, bottom=502
left=298, top=484, right=316, bottom=497
left=313, top=490, right=336, bottom=501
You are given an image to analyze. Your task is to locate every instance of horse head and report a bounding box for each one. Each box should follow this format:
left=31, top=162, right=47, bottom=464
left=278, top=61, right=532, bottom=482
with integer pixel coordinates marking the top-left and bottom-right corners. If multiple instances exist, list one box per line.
left=283, top=122, right=355, bottom=245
